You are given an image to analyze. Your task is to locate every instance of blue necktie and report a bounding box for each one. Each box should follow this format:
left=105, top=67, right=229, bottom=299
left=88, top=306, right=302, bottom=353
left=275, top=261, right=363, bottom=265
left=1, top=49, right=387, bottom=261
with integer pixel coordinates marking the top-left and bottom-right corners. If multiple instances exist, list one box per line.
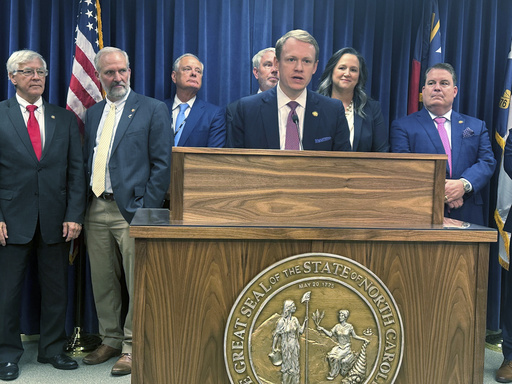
left=174, top=103, right=189, bottom=146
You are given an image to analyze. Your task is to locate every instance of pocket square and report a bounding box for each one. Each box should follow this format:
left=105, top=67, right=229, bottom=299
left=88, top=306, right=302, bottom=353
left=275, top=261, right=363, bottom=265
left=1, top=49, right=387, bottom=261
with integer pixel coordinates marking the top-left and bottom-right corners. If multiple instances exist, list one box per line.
left=315, top=136, right=331, bottom=143
left=462, top=127, right=474, bottom=138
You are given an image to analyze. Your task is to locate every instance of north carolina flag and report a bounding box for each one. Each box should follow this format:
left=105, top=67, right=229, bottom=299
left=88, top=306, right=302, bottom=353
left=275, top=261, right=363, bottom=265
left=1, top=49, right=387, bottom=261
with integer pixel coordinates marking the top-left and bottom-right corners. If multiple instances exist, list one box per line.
left=407, top=0, right=444, bottom=114
left=66, top=0, right=104, bottom=135
left=494, top=39, right=512, bottom=270
left=427, top=0, right=443, bottom=67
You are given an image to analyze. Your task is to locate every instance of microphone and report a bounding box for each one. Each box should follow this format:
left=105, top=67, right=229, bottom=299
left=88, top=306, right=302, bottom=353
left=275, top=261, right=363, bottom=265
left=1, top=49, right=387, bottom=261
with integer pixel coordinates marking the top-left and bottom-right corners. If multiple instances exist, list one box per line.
left=292, top=113, right=303, bottom=150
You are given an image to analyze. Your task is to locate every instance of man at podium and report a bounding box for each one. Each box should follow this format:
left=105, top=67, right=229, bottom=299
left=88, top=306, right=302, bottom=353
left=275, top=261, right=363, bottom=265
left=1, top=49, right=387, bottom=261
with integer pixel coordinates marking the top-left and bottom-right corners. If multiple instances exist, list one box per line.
left=226, top=29, right=351, bottom=152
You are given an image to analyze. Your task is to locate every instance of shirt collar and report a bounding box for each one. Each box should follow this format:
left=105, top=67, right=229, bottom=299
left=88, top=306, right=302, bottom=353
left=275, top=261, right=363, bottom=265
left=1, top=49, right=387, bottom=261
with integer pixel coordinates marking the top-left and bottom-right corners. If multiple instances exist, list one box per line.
left=16, top=94, right=43, bottom=110
left=276, top=82, right=307, bottom=110
left=105, top=88, right=131, bottom=109
left=172, top=95, right=196, bottom=111
left=427, top=108, right=452, bottom=122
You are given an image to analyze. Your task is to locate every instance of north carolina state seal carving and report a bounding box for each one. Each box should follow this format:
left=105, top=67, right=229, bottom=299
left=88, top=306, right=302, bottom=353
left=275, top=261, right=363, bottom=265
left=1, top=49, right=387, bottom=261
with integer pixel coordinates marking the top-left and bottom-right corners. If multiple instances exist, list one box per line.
left=224, top=253, right=404, bottom=384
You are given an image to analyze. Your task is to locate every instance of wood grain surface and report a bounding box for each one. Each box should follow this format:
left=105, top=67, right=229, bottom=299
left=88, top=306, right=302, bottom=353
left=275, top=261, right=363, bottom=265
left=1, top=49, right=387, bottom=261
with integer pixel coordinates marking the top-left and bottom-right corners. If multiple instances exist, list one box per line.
left=133, top=234, right=490, bottom=384
left=170, top=148, right=446, bottom=225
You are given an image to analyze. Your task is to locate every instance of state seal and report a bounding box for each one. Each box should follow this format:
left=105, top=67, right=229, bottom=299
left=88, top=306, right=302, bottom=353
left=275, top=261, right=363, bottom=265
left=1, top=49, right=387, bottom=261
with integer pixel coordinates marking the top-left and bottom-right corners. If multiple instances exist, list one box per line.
left=224, top=253, right=404, bottom=384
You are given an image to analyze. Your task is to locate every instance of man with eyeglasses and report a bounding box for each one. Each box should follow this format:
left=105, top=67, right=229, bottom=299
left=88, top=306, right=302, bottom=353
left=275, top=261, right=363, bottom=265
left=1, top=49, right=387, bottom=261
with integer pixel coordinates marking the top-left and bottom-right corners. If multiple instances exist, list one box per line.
left=164, top=53, right=226, bottom=147
left=82, top=47, right=172, bottom=376
left=0, top=49, right=86, bottom=380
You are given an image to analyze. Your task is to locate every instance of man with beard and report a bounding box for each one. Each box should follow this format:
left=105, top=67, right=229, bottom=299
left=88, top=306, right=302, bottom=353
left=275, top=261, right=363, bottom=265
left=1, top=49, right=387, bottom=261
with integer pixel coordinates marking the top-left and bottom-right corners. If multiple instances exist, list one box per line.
left=82, top=47, right=172, bottom=376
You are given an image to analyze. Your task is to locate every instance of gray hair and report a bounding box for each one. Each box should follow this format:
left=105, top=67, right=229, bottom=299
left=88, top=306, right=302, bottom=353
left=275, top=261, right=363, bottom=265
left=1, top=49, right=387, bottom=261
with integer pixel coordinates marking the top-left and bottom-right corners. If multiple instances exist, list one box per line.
left=425, top=62, right=457, bottom=86
left=172, top=53, right=204, bottom=72
left=275, top=29, right=319, bottom=62
left=6, top=49, right=47, bottom=76
left=94, top=47, right=130, bottom=72
left=252, top=47, right=275, bottom=69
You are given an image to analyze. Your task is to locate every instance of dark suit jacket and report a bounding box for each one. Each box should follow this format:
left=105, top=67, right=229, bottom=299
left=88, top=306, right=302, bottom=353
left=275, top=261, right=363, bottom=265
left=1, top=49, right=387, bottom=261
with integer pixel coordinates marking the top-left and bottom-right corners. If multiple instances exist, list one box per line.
left=225, top=99, right=238, bottom=148
left=390, top=107, right=496, bottom=225
left=0, top=97, right=85, bottom=244
left=84, top=91, right=172, bottom=223
left=164, top=97, right=226, bottom=147
left=353, top=99, right=389, bottom=152
left=226, top=87, right=351, bottom=151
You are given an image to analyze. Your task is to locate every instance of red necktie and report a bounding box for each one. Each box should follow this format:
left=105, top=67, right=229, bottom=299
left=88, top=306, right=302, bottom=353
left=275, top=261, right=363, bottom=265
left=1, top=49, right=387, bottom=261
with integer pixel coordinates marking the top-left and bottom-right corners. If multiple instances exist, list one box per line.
left=434, top=117, right=451, bottom=176
left=285, top=101, right=300, bottom=150
left=26, top=105, right=42, bottom=160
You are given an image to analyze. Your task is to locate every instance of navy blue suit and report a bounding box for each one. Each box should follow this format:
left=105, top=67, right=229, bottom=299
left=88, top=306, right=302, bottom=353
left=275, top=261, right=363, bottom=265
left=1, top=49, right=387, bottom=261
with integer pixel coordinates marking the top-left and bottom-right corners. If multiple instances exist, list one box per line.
left=0, top=96, right=85, bottom=362
left=85, top=91, right=172, bottom=223
left=226, top=87, right=351, bottom=151
left=164, top=98, right=226, bottom=147
left=391, top=107, right=495, bottom=225
left=352, top=99, right=389, bottom=152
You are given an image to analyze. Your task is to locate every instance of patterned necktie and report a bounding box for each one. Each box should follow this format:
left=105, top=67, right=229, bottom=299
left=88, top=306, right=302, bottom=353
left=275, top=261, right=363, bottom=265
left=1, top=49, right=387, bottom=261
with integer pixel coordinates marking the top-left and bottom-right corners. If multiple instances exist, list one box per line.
left=285, top=101, right=300, bottom=150
left=26, top=105, right=42, bottom=160
left=92, top=103, right=116, bottom=197
left=434, top=116, right=452, bottom=177
left=174, top=103, right=189, bottom=146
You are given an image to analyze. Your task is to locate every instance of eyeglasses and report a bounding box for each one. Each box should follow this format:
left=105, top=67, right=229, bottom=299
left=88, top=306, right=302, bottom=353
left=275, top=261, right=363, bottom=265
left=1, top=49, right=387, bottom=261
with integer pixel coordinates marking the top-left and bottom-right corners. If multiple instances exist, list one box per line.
left=13, top=68, right=48, bottom=77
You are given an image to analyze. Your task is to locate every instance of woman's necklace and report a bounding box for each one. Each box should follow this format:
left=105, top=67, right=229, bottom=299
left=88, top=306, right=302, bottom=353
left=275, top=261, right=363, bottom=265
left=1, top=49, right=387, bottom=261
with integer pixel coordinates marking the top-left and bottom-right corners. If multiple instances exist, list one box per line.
left=345, top=100, right=353, bottom=115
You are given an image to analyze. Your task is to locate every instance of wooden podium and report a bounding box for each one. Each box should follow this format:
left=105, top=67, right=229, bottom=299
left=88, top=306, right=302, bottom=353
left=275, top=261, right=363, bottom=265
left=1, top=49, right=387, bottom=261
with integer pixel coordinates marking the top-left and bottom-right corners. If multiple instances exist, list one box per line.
left=131, top=148, right=496, bottom=384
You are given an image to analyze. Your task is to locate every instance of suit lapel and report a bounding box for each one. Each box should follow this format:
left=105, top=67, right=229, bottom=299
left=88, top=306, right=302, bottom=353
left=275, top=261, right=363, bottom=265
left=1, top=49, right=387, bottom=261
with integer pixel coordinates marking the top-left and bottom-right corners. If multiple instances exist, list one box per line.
left=303, top=92, right=320, bottom=149
left=261, top=89, right=280, bottom=149
left=450, top=111, right=464, bottom=176
left=352, top=112, right=362, bottom=151
left=178, top=98, right=204, bottom=146
left=7, top=97, right=39, bottom=162
left=416, top=108, right=446, bottom=153
left=41, top=101, right=56, bottom=161
left=416, top=108, right=451, bottom=175
left=111, top=91, right=139, bottom=155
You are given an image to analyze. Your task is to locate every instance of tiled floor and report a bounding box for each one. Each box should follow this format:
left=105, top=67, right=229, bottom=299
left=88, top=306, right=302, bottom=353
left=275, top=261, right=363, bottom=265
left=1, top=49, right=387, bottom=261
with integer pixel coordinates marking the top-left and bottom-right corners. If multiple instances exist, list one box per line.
left=10, top=338, right=506, bottom=383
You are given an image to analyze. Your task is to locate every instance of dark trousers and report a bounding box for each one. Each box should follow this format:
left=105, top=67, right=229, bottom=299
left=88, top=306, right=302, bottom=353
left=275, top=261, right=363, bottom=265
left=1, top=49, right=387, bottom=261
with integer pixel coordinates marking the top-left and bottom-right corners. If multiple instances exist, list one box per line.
left=0, top=224, right=70, bottom=363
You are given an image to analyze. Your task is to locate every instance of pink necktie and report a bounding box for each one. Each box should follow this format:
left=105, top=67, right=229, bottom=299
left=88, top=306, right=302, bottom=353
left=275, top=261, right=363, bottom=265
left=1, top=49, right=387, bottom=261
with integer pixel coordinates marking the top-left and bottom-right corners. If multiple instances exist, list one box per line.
left=434, top=117, right=451, bottom=176
left=285, top=101, right=300, bottom=150
left=26, top=105, right=42, bottom=160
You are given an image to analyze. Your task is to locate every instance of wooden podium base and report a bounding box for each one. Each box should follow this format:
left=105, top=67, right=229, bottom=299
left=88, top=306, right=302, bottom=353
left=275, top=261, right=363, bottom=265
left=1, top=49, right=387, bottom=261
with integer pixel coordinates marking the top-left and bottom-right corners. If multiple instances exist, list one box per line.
left=131, top=209, right=495, bottom=384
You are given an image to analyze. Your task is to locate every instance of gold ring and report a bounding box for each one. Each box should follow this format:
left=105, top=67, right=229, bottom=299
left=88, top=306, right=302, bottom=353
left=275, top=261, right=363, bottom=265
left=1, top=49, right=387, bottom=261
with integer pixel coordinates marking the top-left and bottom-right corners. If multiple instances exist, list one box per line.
left=444, top=195, right=448, bottom=201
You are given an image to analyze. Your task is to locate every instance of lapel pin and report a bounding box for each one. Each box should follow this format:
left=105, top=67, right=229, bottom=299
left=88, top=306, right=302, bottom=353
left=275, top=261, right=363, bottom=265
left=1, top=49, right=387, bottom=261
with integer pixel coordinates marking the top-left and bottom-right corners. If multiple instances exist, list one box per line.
left=51, top=115, right=55, bottom=119
left=312, top=111, right=318, bottom=117
left=128, top=114, right=133, bottom=119
left=459, top=120, right=463, bottom=124
left=132, top=109, right=135, bottom=112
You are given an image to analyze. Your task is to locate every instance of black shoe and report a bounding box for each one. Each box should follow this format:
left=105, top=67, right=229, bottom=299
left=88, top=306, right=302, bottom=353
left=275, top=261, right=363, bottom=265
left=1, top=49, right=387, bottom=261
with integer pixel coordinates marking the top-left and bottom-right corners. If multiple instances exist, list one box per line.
left=0, top=363, right=19, bottom=381
left=37, top=354, right=78, bottom=370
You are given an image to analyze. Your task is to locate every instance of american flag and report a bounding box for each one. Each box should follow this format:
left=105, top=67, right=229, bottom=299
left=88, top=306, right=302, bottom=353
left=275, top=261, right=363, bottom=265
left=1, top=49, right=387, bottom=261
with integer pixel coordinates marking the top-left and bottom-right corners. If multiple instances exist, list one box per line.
left=66, top=0, right=104, bottom=134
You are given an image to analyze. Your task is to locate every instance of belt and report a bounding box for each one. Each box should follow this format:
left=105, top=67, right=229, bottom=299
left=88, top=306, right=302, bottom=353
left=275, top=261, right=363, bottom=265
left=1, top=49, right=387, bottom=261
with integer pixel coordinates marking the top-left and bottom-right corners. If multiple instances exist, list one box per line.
left=97, top=192, right=115, bottom=201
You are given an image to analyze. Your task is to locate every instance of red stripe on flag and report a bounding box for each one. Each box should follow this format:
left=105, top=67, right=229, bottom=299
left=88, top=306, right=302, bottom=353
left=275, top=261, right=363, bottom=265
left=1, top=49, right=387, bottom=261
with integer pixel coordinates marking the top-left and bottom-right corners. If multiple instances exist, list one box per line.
left=75, top=46, right=101, bottom=89
left=407, top=59, right=421, bottom=115
left=69, top=75, right=97, bottom=109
